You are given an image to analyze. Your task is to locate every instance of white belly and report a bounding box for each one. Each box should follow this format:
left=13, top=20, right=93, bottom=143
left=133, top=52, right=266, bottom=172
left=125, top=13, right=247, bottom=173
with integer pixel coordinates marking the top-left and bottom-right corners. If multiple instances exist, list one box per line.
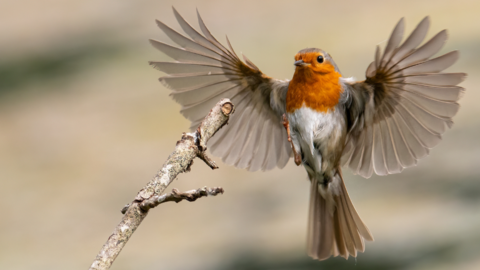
left=287, top=106, right=346, bottom=178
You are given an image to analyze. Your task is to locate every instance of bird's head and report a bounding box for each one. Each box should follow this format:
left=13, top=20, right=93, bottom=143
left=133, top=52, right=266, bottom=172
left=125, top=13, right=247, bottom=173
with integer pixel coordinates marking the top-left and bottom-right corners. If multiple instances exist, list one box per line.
left=287, top=48, right=344, bottom=113
left=293, top=48, right=340, bottom=76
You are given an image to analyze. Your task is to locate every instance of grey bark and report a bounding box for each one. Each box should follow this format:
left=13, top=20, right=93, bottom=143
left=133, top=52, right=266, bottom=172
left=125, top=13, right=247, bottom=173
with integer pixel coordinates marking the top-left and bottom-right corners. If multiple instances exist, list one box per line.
left=89, top=98, right=234, bottom=270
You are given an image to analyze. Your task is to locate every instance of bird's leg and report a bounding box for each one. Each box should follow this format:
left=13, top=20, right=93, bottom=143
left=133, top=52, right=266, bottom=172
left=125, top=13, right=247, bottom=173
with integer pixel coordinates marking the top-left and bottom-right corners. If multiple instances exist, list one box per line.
left=282, top=114, right=302, bottom=166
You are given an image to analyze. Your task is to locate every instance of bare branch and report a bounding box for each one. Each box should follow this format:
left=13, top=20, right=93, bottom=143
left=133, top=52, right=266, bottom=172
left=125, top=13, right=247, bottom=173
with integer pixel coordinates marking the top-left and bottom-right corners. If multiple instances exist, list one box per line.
left=120, top=186, right=224, bottom=214
left=139, top=186, right=224, bottom=212
left=89, top=99, right=234, bottom=270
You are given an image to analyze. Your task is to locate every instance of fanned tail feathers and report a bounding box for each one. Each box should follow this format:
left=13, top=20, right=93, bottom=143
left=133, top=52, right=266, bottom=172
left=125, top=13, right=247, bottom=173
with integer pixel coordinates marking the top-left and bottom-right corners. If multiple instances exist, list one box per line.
left=307, top=172, right=373, bottom=260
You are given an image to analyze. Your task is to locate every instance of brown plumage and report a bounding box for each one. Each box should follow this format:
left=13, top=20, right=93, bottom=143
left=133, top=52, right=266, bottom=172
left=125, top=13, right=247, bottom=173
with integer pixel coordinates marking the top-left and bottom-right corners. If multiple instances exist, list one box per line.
left=150, top=9, right=466, bottom=260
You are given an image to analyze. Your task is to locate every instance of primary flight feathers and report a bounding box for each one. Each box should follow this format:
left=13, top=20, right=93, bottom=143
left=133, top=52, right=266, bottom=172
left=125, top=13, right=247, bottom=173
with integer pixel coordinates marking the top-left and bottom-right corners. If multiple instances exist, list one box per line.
left=150, top=7, right=292, bottom=172
left=342, top=16, right=465, bottom=178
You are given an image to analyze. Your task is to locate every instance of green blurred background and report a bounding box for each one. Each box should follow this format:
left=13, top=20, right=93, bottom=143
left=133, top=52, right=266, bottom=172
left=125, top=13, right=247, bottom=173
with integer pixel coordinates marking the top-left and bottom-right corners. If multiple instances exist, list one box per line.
left=1, top=0, right=479, bottom=269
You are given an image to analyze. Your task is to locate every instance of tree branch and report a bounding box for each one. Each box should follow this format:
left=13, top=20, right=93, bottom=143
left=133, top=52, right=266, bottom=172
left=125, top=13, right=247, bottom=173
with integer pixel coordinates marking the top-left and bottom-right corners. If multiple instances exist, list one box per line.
left=89, top=99, right=234, bottom=270
left=137, top=186, right=224, bottom=212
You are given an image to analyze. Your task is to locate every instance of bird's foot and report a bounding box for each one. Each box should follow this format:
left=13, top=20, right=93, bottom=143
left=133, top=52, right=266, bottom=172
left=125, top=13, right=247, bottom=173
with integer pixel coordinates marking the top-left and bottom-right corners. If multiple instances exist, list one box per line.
left=282, top=114, right=292, bottom=142
left=282, top=114, right=302, bottom=166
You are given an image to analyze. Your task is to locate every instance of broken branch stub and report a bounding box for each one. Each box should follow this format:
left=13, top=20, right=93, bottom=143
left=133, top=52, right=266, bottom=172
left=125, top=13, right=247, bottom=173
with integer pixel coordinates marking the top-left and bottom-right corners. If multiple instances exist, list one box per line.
left=197, top=100, right=234, bottom=151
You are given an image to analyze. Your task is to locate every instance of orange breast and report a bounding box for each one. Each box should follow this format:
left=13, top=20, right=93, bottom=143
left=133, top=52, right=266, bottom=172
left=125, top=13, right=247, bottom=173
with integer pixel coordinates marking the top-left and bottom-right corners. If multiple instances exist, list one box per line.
left=286, top=65, right=342, bottom=113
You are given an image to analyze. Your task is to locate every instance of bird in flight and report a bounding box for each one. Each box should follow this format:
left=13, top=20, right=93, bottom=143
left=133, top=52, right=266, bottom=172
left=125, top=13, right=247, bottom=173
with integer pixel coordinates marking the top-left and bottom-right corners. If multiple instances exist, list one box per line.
left=150, top=8, right=465, bottom=260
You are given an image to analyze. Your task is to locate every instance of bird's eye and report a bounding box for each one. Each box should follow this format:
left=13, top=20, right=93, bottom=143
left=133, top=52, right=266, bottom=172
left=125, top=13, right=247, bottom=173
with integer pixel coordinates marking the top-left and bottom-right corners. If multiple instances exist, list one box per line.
left=317, top=55, right=324, bottom=63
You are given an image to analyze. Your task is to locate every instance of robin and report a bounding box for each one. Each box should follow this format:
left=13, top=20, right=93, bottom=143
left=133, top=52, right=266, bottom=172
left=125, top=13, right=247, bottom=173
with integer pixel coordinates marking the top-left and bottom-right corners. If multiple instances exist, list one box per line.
left=150, top=8, right=465, bottom=260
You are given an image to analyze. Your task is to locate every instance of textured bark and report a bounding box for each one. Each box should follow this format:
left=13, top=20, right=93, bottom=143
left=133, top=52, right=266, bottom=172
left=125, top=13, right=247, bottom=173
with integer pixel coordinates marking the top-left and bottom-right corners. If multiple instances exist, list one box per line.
left=138, top=186, right=224, bottom=212
left=89, top=99, right=234, bottom=270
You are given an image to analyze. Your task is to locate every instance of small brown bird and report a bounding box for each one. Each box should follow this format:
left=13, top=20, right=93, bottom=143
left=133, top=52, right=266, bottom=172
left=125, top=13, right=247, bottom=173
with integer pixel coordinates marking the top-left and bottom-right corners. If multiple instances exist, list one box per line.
left=150, top=8, right=465, bottom=260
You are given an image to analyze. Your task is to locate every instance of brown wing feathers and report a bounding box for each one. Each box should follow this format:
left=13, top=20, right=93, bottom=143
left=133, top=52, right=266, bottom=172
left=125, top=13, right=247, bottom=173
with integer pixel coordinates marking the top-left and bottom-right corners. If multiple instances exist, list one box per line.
left=150, top=8, right=291, bottom=171
left=343, top=17, right=466, bottom=178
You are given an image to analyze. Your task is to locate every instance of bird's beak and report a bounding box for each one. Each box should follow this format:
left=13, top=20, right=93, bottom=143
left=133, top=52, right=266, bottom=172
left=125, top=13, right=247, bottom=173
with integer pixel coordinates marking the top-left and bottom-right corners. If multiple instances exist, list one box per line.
left=294, top=60, right=308, bottom=67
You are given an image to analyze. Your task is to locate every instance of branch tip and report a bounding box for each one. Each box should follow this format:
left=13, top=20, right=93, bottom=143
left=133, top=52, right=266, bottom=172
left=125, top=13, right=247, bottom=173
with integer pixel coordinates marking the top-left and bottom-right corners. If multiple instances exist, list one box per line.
left=197, top=151, right=219, bottom=170
left=221, top=102, right=234, bottom=115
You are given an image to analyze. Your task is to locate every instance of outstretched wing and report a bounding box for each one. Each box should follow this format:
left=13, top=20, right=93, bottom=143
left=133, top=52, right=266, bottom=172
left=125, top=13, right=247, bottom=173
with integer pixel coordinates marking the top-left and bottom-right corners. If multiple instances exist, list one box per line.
left=342, top=17, right=466, bottom=178
left=150, top=8, right=291, bottom=171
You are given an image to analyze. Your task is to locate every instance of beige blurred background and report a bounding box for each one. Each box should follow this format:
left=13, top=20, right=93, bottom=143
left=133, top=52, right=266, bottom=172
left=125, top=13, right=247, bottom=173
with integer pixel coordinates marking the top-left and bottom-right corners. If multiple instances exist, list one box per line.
left=1, top=0, right=479, bottom=269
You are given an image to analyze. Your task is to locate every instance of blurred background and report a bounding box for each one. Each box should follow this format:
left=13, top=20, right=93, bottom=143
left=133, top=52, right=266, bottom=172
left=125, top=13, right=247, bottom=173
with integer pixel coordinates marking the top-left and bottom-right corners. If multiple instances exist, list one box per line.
left=1, top=0, right=479, bottom=269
